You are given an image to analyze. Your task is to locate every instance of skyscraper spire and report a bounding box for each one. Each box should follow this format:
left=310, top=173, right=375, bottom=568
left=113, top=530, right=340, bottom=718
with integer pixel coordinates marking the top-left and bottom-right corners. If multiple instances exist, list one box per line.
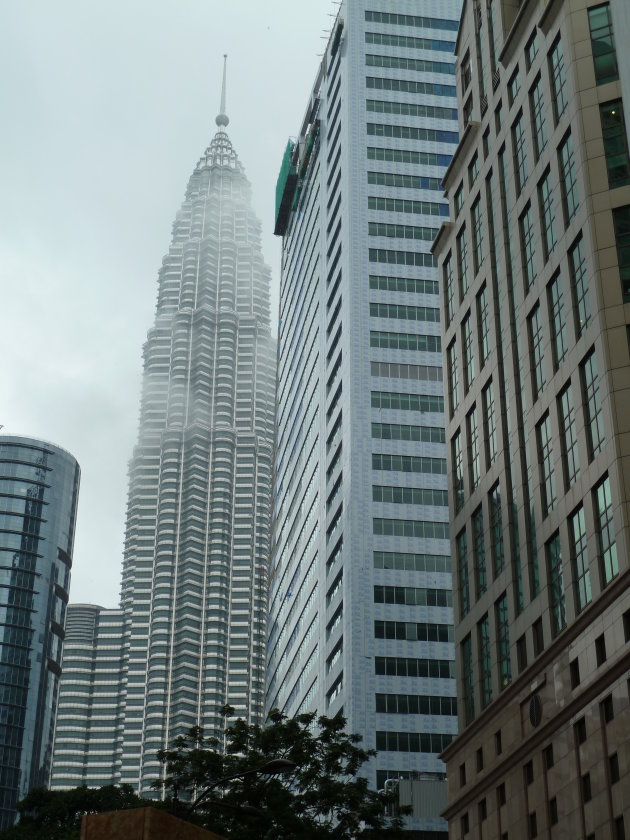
left=216, top=54, right=229, bottom=128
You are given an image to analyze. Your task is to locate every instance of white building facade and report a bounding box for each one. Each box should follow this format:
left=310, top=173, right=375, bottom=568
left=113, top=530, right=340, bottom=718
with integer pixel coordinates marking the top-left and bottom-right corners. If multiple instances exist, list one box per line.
left=267, top=3, right=460, bottom=834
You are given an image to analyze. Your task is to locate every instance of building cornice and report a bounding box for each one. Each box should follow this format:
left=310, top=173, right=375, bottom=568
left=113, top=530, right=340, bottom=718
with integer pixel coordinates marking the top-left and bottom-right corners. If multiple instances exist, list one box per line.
left=441, top=568, right=630, bottom=766
left=441, top=120, right=479, bottom=192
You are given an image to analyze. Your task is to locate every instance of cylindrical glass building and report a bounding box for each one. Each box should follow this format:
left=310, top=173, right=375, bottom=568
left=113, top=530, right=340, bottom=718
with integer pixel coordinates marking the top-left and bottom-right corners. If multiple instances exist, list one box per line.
left=0, top=435, right=80, bottom=828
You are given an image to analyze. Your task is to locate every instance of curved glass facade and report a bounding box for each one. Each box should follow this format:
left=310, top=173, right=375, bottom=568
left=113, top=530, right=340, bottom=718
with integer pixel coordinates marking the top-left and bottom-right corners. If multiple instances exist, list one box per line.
left=0, top=435, right=79, bottom=828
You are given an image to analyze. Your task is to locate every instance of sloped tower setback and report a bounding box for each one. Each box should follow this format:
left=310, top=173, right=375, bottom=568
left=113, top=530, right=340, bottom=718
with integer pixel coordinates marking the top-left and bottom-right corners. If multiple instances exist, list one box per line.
left=51, top=67, right=276, bottom=793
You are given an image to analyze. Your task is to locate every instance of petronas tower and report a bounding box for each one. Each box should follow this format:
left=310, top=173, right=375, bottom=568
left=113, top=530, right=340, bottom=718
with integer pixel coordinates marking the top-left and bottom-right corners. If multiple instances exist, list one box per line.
left=51, top=64, right=276, bottom=793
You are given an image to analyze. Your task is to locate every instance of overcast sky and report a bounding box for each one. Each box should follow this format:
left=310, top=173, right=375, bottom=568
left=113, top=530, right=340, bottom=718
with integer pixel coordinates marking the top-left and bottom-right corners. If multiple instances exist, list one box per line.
left=0, top=1, right=334, bottom=607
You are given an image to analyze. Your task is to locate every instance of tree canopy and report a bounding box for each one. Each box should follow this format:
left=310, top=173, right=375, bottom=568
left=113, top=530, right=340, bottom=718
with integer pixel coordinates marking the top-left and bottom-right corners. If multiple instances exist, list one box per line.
left=1, top=709, right=406, bottom=839
left=155, top=707, right=406, bottom=838
left=0, top=784, right=145, bottom=840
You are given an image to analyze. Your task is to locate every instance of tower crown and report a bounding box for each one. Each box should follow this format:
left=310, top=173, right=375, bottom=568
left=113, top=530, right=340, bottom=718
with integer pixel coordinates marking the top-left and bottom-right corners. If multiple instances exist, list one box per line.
left=215, top=54, right=229, bottom=128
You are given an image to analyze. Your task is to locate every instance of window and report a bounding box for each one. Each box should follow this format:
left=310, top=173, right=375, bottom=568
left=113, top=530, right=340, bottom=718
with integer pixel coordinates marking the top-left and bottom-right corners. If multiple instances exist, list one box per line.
left=558, top=132, right=579, bottom=224
left=528, top=304, right=546, bottom=399
left=596, top=633, right=607, bottom=666
left=496, top=592, right=511, bottom=689
left=508, top=66, right=521, bottom=105
left=442, top=253, right=455, bottom=326
left=537, top=414, right=557, bottom=515
left=574, top=716, right=587, bottom=744
left=461, top=51, right=472, bottom=95
left=603, top=693, right=614, bottom=723
left=479, top=613, right=492, bottom=708
left=558, top=385, right=579, bottom=488
left=533, top=618, right=544, bottom=656
left=458, top=528, right=470, bottom=616
left=472, top=197, right=484, bottom=273
left=489, top=484, right=505, bottom=576
left=447, top=340, right=460, bottom=417
left=615, top=815, right=625, bottom=840
left=517, top=634, right=528, bottom=672
left=600, top=100, right=630, bottom=188
left=473, top=507, right=487, bottom=598
left=588, top=3, right=619, bottom=86
left=610, top=752, right=620, bottom=784
left=570, top=505, right=591, bottom=612
left=581, top=349, right=605, bottom=458
left=582, top=772, right=592, bottom=803
left=469, top=152, right=479, bottom=188
left=455, top=182, right=464, bottom=217
left=524, top=760, right=534, bottom=785
left=513, top=111, right=528, bottom=192
left=544, top=744, right=554, bottom=769
left=530, top=74, right=547, bottom=159
left=476, top=747, right=484, bottom=772
left=539, top=168, right=557, bottom=259
left=479, top=798, right=487, bottom=822
left=526, top=30, right=539, bottom=69
left=483, top=381, right=497, bottom=466
left=550, top=797, right=558, bottom=826
left=463, top=313, right=475, bottom=391
left=495, top=730, right=502, bottom=755
left=453, top=432, right=465, bottom=513
left=548, top=274, right=568, bottom=368
left=549, top=36, right=568, bottom=121
left=520, top=203, right=538, bottom=290
left=569, top=235, right=591, bottom=335
left=477, top=284, right=490, bottom=367
left=547, top=532, right=566, bottom=635
left=461, top=813, right=470, bottom=835
left=497, top=782, right=506, bottom=807
left=468, top=407, right=481, bottom=491
left=460, top=763, right=466, bottom=786
left=594, top=475, right=617, bottom=586
left=529, top=811, right=538, bottom=839
left=463, top=634, right=475, bottom=724
left=613, top=205, right=630, bottom=302
left=495, top=100, right=503, bottom=133
left=457, top=225, right=470, bottom=298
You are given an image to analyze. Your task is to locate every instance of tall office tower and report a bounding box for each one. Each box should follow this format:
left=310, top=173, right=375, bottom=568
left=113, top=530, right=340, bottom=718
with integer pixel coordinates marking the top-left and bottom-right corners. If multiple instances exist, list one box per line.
left=268, top=2, right=460, bottom=834
left=0, top=435, right=80, bottom=828
left=432, top=0, right=630, bottom=836
left=51, top=68, right=276, bottom=795
left=51, top=604, right=125, bottom=788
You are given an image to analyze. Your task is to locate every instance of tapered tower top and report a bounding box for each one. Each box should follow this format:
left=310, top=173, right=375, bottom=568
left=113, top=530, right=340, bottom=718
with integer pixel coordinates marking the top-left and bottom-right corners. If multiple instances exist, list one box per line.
left=216, top=54, right=229, bottom=128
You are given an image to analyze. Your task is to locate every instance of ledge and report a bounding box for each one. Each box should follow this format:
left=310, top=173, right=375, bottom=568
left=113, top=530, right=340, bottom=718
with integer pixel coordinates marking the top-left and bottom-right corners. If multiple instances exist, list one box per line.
left=431, top=221, right=454, bottom=257
left=442, top=119, right=479, bottom=192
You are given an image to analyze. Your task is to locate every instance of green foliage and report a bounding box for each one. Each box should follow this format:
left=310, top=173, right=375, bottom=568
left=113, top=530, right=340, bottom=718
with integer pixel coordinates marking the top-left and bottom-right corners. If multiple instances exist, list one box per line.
left=0, top=784, right=144, bottom=840
left=154, top=707, right=407, bottom=839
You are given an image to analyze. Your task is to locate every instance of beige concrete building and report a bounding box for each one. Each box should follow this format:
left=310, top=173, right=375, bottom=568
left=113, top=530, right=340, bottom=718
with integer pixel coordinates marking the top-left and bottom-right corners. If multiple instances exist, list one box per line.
left=432, top=0, right=630, bottom=837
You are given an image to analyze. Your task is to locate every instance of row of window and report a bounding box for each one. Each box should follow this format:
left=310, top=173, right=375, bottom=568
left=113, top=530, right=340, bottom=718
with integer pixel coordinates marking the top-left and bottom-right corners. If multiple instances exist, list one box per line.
left=374, top=584, right=452, bottom=607
left=373, top=518, right=449, bottom=540
left=372, top=453, right=446, bottom=474
left=371, top=390, right=444, bottom=413
left=374, top=550, right=450, bottom=573
left=368, top=195, right=449, bottom=218
left=370, top=331, right=441, bottom=353
left=366, top=98, right=457, bottom=121
left=375, top=655, right=455, bottom=678
left=375, top=692, right=457, bottom=716
left=370, top=360, right=443, bottom=382
left=374, top=620, right=453, bottom=642
left=372, top=421, right=445, bottom=443
left=376, top=730, right=453, bottom=753
left=372, top=485, right=449, bottom=507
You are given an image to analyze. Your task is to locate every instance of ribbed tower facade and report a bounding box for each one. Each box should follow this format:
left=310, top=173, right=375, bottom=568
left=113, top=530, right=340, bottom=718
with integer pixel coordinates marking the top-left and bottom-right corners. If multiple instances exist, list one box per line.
left=51, top=75, right=276, bottom=794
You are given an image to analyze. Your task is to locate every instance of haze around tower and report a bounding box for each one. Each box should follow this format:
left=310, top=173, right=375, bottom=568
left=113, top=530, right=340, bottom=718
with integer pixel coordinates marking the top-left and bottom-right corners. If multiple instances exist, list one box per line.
left=0, top=0, right=334, bottom=607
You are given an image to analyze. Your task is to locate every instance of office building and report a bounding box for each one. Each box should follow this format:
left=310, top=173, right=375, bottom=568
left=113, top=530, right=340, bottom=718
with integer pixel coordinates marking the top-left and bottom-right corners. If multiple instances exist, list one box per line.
left=0, top=435, right=80, bottom=828
left=51, top=67, right=276, bottom=794
left=268, top=2, right=460, bottom=834
left=51, top=604, right=125, bottom=788
left=431, top=0, right=630, bottom=836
